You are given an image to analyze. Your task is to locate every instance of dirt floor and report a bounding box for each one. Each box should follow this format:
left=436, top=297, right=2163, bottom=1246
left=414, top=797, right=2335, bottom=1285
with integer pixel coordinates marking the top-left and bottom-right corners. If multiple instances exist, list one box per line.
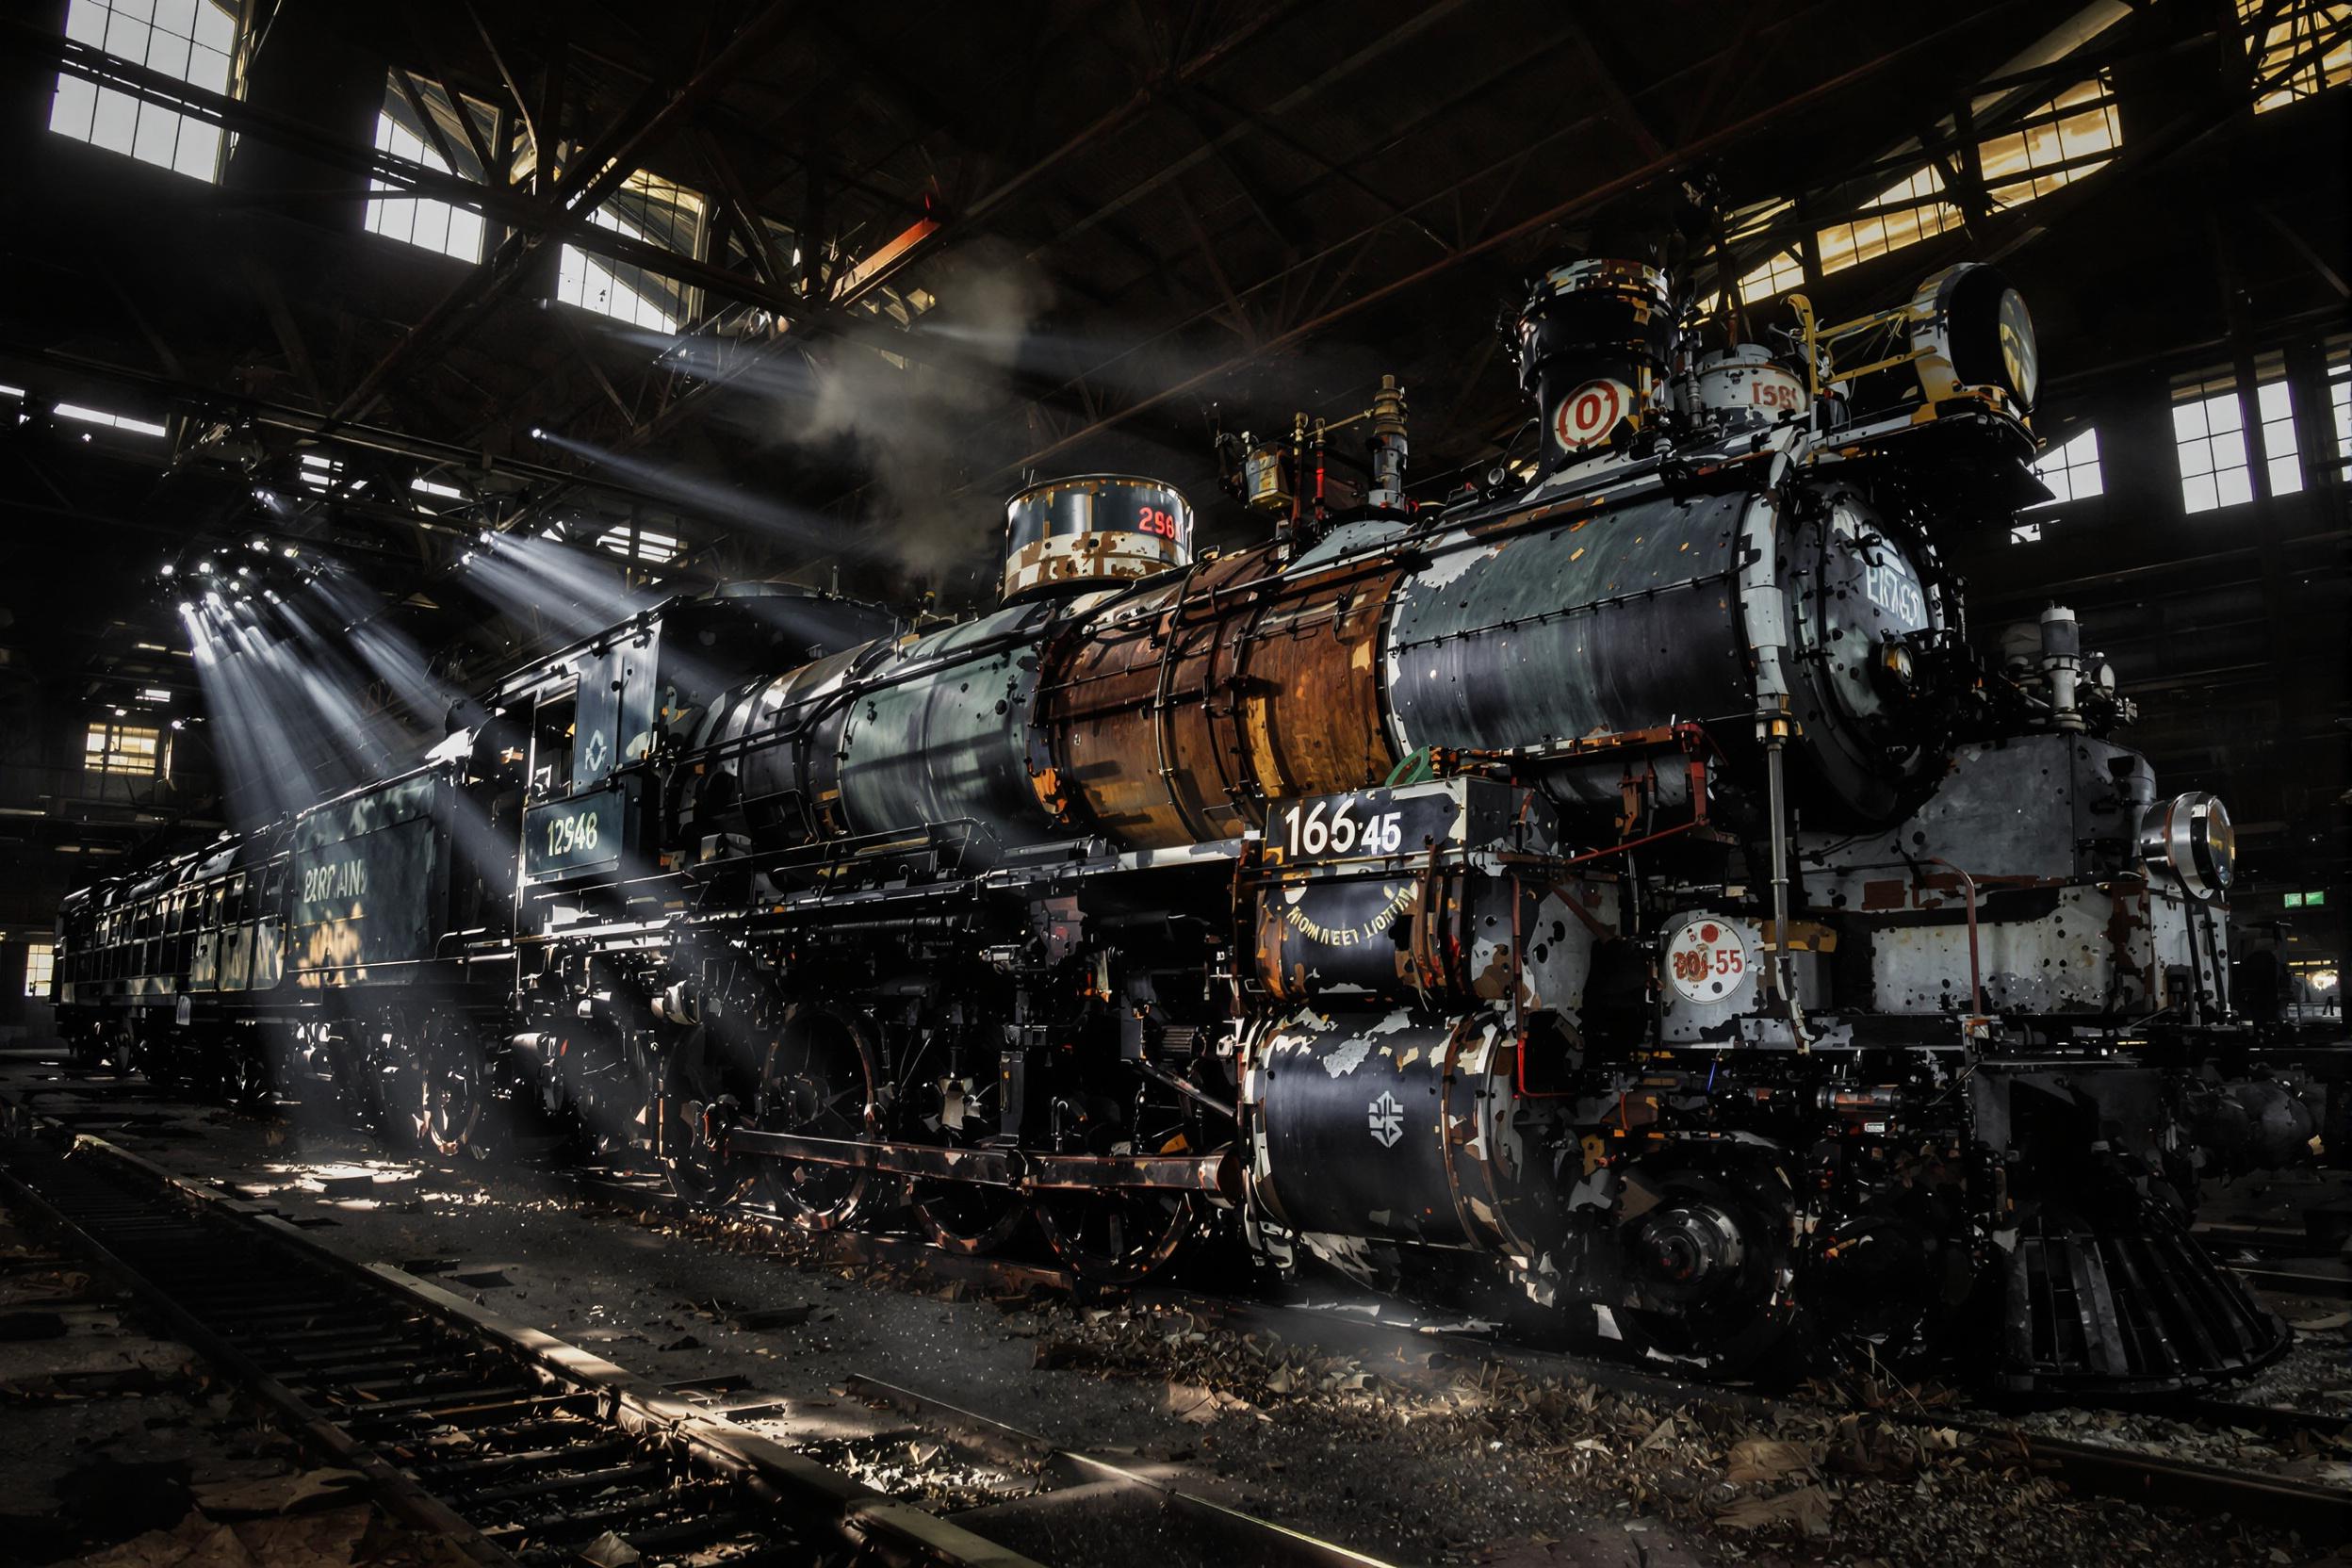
left=3, top=1050, right=2347, bottom=1568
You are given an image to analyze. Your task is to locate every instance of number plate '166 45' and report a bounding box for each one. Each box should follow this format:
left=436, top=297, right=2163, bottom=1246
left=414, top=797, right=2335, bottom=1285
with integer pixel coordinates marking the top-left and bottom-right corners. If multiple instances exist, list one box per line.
left=1266, top=787, right=1466, bottom=866
left=524, top=788, right=624, bottom=882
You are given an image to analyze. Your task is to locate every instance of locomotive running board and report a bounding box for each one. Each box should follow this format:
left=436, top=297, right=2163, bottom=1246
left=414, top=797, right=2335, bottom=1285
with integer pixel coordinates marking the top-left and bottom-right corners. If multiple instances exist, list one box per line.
left=726, top=1127, right=1238, bottom=1201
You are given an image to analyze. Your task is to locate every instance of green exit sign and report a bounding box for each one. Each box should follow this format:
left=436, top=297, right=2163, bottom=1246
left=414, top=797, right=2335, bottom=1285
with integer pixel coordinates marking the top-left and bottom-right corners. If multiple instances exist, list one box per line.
left=2284, top=890, right=2328, bottom=908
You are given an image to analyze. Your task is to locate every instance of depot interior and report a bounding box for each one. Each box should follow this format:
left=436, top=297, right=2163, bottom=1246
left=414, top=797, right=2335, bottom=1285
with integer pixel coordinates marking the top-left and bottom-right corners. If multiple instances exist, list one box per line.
left=0, top=0, right=2347, bottom=1545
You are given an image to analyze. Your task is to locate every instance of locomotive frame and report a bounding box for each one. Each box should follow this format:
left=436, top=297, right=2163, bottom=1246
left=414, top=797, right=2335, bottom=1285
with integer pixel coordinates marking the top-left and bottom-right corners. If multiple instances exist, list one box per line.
left=53, top=258, right=2295, bottom=1396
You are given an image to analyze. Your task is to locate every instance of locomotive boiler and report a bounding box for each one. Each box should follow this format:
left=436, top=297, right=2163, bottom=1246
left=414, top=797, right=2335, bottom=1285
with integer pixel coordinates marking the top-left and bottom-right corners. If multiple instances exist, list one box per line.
left=53, top=252, right=2292, bottom=1396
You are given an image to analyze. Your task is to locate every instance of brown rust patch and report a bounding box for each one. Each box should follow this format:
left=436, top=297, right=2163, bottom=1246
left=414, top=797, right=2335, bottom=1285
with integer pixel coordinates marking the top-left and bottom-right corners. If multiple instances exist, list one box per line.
left=1039, top=545, right=1402, bottom=848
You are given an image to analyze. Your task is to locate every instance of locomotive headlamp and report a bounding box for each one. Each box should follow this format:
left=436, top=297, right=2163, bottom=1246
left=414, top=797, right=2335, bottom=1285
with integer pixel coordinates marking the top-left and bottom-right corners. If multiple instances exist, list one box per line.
left=2139, top=791, right=2235, bottom=902
left=1875, top=637, right=1916, bottom=693
left=1907, top=263, right=2037, bottom=412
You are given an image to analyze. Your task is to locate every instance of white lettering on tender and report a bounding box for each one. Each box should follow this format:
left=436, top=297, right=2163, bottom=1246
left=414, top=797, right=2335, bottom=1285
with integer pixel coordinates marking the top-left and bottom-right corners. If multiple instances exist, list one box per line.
left=300, top=858, right=368, bottom=904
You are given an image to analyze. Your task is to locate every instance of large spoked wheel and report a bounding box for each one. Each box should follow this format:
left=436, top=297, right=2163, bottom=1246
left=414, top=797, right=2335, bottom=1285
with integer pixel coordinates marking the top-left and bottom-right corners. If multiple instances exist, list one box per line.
left=418, top=1022, right=494, bottom=1158
left=753, top=1005, right=878, bottom=1231
left=663, top=1024, right=754, bottom=1209
left=909, top=1063, right=1025, bottom=1253
left=1607, top=1158, right=1802, bottom=1380
left=1033, top=1081, right=1201, bottom=1285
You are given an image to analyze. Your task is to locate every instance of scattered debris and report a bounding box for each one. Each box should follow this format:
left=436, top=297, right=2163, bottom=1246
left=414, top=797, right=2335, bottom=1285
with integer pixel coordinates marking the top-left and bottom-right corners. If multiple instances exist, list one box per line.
left=576, top=1530, right=641, bottom=1568
left=190, top=1468, right=368, bottom=1516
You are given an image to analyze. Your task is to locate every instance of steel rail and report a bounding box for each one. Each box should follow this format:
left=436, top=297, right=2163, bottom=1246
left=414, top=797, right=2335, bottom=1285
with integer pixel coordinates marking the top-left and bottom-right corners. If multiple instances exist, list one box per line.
left=0, top=1122, right=1042, bottom=1568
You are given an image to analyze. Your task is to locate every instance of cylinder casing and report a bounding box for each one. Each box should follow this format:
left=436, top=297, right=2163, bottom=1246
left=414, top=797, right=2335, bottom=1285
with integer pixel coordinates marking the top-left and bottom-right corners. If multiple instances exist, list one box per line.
left=1243, top=1006, right=1560, bottom=1256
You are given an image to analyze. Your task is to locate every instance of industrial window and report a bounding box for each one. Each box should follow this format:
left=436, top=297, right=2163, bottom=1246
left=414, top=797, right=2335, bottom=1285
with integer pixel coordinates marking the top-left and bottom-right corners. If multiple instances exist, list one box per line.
left=1979, top=74, right=2121, bottom=208
left=1737, top=251, right=1804, bottom=304
left=2244, top=0, right=2352, bottom=111
left=2254, top=378, right=2305, bottom=498
left=364, top=74, right=496, bottom=263
left=2174, top=381, right=2253, bottom=514
left=49, top=0, right=237, bottom=182
left=85, top=720, right=161, bottom=776
left=556, top=172, right=705, bottom=334
left=24, top=942, right=55, bottom=1000
left=1816, top=166, right=1962, bottom=277
left=52, top=401, right=169, bottom=438
left=2328, top=355, right=2350, bottom=464
left=298, top=451, right=343, bottom=492
left=596, top=523, right=682, bottom=565
left=2173, top=368, right=2302, bottom=513
left=2027, top=427, right=2104, bottom=509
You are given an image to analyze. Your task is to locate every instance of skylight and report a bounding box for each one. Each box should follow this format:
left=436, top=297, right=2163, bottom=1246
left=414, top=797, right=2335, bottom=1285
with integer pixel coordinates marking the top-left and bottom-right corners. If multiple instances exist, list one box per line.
left=596, top=524, right=682, bottom=564
left=49, top=0, right=237, bottom=183
left=364, top=73, right=496, bottom=263
left=556, top=172, right=705, bottom=334
left=1738, top=251, right=1805, bottom=304
left=2244, top=0, right=2352, bottom=111
left=1817, top=166, right=1962, bottom=277
left=1979, top=74, right=2122, bottom=208
left=54, top=401, right=168, bottom=438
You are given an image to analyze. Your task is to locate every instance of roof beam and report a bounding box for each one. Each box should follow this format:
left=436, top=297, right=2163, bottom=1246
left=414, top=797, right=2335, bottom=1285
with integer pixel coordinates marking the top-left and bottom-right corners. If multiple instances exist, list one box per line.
left=327, top=4, right=804, bottom=423
left=980, top=5, right=2049, bottom=482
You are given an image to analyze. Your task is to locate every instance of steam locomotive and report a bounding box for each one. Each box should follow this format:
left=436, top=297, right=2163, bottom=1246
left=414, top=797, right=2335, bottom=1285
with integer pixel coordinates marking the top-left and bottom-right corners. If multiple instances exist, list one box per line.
left=53, top=253, right=2292, bottom=1395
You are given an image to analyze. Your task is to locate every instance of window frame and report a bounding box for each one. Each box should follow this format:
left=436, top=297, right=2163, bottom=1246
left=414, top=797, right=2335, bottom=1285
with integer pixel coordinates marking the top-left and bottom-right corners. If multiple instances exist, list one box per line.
left=364, top=70, right=500, bottom=263
left=84, top=718, right=164, bottom=777
left=48, top=0, right=242, bottom=184
left=24, top=941, right=56, bottom=1000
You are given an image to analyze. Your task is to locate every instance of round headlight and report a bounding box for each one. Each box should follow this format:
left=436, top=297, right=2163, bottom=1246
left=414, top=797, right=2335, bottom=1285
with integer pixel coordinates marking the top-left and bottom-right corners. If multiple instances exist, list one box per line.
left=2138, top=792, right=2234, bottom=902
left=1871, top=636, right=1919, bottom=701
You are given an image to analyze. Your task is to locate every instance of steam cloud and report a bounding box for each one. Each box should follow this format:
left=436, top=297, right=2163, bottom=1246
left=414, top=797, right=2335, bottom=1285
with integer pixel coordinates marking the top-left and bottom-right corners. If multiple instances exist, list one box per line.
left=792, top=240, right=1055, bottom=598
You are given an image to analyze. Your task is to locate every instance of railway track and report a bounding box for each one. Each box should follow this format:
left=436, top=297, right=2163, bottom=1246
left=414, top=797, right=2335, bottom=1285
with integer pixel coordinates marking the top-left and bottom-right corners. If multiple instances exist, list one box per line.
left=8, top=1064, right=2348, bottom=1556
left=0, top=1118, right=1406, bottom=1568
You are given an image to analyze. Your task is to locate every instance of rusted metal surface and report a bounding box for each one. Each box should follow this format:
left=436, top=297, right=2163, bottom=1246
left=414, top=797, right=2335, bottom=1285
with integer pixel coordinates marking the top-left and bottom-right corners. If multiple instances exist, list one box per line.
left=1000, top=474, right=1191, bottom=602
left=1041, top=543, right=1401, bottom=848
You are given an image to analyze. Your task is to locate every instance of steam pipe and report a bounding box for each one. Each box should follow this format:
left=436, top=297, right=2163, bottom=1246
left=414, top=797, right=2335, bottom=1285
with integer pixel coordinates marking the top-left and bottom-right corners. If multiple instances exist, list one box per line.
left=1764, top=729, right=1812, bottom=1051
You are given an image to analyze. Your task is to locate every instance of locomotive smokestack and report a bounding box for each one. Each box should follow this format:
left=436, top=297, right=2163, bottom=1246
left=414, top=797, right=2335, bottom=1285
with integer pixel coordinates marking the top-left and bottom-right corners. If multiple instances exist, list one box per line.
left=1512, top=258, right=1672, bottom=475
left=1001, top=474, right=1194, bottom=603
